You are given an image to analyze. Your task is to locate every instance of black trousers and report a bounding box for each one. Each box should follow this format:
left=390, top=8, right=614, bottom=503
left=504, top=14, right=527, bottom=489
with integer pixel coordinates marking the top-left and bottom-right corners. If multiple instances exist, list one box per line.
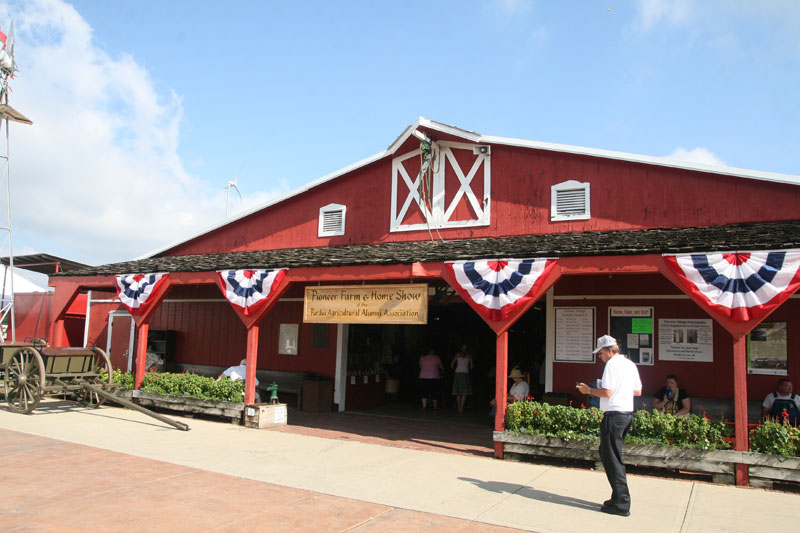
left=599, top=411, right=633, bottom=511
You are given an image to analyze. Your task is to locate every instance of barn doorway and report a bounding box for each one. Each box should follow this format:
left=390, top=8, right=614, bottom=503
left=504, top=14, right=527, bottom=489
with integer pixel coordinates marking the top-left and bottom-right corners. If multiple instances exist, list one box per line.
left=345, top=298, right=546, bottom=419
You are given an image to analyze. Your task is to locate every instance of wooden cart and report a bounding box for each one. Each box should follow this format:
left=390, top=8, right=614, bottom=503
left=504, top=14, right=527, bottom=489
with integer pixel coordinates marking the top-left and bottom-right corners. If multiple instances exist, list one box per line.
left=1, top=342, right=189, bottom=430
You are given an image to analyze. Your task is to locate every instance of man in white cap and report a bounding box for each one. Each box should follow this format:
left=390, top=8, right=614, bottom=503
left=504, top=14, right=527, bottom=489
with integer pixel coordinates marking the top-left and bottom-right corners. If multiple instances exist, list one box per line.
left=576, top=335, right=641, bottom=517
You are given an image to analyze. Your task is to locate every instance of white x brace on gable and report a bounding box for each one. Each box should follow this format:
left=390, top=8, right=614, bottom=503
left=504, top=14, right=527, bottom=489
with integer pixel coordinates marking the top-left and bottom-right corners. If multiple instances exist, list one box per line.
left=390, top=141, right=491, bottom=232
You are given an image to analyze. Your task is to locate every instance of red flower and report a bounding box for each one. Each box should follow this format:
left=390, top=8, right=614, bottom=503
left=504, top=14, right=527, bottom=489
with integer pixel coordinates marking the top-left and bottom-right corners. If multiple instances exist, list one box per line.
left=581, top=403, right=586, bottom=409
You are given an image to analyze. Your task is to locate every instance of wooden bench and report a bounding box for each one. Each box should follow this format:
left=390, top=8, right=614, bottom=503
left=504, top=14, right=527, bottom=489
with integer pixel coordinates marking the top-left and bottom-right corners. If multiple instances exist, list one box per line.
left=255, top=369, right=312, bottom=409
left=175, top=364, right=311, bottom=409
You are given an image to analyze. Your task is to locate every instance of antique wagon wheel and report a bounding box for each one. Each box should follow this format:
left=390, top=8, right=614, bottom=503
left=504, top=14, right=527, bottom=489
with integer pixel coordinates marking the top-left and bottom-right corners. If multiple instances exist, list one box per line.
left=3, top=348, right=46, bottom=414
left=81, top=348, right=114, bottom=408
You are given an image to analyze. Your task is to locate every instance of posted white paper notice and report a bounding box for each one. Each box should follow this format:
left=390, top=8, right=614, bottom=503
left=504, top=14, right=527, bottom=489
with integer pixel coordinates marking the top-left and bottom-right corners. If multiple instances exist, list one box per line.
left=627, top=333, right=640, bottom=349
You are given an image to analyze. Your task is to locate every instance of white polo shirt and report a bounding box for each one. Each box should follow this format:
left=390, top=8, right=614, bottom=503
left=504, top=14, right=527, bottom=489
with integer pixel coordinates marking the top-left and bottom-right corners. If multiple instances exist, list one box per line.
left=222, top=364, right=259, bottom=385
left=599, top=354, right=642, bottom=413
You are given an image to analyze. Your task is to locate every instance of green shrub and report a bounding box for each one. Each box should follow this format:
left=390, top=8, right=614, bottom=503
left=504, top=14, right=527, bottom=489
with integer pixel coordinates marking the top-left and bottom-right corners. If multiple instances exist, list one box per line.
left=749, top=419, right=800, bottom=457
left=626, top=409, right=732, bottom=450
left=104, top=369, right=134, bottom=390
left=505, top=400, right=732, bottom=450
left=111, top=371, right=244, bottom=402
left=505, top=400, right=603, bottom=442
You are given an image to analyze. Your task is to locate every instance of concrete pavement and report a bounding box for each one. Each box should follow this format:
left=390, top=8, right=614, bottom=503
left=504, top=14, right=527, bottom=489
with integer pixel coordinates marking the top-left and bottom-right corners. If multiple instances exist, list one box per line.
left=1, top=400, right=798, bottom=532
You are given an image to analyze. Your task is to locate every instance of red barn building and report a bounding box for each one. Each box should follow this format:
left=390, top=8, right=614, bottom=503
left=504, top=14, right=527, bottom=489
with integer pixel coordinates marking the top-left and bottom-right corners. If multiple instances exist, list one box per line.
left=47, top=118, right=800, bottom=478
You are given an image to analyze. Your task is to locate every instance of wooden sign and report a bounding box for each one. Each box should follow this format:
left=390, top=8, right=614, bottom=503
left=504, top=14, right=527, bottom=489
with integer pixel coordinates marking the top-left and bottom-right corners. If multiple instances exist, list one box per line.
left=304, top=284, right=428, bottom=324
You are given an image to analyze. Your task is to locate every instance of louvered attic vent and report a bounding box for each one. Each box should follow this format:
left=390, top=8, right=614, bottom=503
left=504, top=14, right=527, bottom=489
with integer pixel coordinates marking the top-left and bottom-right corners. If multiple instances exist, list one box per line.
left=551, top=180, right=590, bottom=221
left=318, top=203, right=346, bottom=237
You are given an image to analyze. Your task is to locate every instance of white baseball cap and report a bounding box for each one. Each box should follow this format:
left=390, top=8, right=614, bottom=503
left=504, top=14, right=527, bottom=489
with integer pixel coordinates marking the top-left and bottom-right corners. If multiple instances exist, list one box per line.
left=593, top=335, right=617, bottom=354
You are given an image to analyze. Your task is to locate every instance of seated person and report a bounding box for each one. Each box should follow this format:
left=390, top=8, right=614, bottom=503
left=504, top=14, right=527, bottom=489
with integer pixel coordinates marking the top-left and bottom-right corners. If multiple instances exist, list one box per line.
left=217, top=359, right=261, bottom=402
left=762, top=378, right=800, bottom=426
left=508, top=368, right=530, bottom=401
left=489, top=367, right=531, bottom=419
left=653, top=374, right=691, bottom=417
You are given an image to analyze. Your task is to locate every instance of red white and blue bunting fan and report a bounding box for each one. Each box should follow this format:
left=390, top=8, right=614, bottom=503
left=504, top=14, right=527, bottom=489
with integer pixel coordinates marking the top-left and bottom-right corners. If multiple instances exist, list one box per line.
left=217, top=269, right=287, bottom=317
left=446, top=259, right=558, bottom=321
left=664, top=250, right=800, bottom=323
left=116, top=273, right=169, bottom=316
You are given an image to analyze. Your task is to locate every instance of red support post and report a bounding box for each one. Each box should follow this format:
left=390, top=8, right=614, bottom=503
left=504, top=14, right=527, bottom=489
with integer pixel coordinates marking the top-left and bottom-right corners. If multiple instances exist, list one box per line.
left=50, top=319, right=66, bottom=347
left=494, top=331, right=509, bottom=458
left=244, top=325, right=259, bottom=404
left=134, top=322, right=150, bottom=390
left=732, top=334, right=750, bottom=487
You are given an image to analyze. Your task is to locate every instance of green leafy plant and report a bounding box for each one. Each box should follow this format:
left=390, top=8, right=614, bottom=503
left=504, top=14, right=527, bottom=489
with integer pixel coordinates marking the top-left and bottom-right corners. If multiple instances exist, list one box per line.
left=625, top=409, right=732, bottom=450
left=505, top=400, right=732, bottom=450
left=749, top=419, right=800, bottom=457
left=505, top=400, right=603, bottom=442
left=102, top=369, right=134, bottom=390
left=111, top=371, right=244, bottom=402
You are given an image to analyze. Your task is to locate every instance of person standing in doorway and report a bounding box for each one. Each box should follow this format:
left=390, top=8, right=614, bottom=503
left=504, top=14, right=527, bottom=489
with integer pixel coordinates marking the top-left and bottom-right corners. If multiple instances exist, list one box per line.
left=576, top=335, right=642, bottom=517
left=418, top=348, right=444, bottom=410
left=450, top=344, right=474, bottom=413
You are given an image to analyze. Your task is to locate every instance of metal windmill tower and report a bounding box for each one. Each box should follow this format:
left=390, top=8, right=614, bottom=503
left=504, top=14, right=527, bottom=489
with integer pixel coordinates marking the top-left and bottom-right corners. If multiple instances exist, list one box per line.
left=0, top=21, right=32, bottom=342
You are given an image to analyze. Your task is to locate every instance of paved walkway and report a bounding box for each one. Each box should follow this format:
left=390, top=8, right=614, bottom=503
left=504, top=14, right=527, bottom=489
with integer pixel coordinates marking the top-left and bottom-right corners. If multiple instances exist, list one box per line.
left=1, top=400, right=799, bottom=532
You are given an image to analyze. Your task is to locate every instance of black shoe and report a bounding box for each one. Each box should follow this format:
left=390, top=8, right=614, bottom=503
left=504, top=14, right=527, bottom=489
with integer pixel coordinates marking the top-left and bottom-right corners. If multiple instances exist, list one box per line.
left=603, top=499, right=614, bottom=507
left=600, top=505, right=630, bottom=517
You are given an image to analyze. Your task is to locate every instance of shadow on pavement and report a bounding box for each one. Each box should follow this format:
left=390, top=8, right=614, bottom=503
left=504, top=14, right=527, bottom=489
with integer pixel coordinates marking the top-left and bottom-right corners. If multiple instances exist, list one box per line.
left=459, top=477, right=600, bottom=511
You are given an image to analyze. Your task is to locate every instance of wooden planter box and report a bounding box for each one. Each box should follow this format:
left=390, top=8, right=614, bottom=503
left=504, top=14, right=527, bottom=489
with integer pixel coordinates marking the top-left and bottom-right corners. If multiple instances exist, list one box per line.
left=494, top=431, right=800, bottom=488
left=115, top=390, right=245, bottom=424
left=244, top=403, right=288, bottom=428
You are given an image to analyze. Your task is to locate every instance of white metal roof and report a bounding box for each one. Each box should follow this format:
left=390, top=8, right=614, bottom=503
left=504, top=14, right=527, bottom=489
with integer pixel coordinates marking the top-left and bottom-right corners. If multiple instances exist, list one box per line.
left=140, top=117, right=800, bottom=259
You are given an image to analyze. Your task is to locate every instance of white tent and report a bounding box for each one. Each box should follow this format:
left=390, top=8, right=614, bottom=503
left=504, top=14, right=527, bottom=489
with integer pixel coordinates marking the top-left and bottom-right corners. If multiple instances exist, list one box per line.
left=0, top=264, right=50, bottom=295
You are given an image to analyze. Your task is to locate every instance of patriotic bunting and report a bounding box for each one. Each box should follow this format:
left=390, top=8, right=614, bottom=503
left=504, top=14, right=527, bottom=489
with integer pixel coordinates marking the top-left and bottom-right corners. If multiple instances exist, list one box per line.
left=447, top=259, right=557, bottom=321
left=664, top=250, right=800, bottom=323
left=116, top=273, right=169, bottom=316
left=216, top=269, right=287, bottom=317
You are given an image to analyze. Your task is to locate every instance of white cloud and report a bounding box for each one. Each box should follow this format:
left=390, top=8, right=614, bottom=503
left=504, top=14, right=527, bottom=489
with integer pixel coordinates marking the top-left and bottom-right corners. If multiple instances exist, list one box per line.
left=0, top=0, right=286, bottom=266
left=494, top=0, right=534, bottom=16
left=665, top=147, right=726, bottom=167
left=636, top=0, right=694, bottom=32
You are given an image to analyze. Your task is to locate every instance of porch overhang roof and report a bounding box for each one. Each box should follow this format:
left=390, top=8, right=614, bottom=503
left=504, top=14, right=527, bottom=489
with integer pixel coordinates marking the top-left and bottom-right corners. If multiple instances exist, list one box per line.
left=54, top=220, right=800, bottom=278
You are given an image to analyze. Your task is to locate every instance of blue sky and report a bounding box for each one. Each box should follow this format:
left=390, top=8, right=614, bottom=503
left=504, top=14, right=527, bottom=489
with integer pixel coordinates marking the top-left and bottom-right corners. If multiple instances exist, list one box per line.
left=1, top=0, right=798, bottom=267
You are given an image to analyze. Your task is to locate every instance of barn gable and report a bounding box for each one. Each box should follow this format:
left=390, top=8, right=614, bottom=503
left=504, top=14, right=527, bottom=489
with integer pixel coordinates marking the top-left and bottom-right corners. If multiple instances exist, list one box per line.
left=147, top=117, right=800, bottom=259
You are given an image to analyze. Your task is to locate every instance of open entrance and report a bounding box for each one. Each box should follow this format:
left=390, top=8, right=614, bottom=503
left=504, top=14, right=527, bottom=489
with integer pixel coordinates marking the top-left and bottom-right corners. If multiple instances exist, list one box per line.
left=344, top=298, right=546, bottom=418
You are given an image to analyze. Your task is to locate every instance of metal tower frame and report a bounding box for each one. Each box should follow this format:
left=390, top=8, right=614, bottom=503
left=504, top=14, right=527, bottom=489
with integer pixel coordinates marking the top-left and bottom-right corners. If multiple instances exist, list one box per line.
left=0, top=20, right=32, bottom=342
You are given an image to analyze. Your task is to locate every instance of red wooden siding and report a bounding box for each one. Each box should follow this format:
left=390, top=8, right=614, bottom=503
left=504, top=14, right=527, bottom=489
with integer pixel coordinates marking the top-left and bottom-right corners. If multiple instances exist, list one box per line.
left=145, top=285, right=337, bottom=377
left=13, top=292, right=86, bottom=346
left=13, top=292, right=53, bottom=341
left=160, top=143, right=800, bottom=257
left=550, top=274, right=799, bottom=403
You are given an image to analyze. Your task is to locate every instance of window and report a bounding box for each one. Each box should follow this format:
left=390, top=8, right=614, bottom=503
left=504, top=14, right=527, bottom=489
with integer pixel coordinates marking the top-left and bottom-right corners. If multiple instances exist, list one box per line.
left=551, top=180, right=590, bottom=221
left=390, top=141, right=491, bottom=232
left=312, top=324, right=329, bottom=349
left=318, top=203, right=346, bottom=237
